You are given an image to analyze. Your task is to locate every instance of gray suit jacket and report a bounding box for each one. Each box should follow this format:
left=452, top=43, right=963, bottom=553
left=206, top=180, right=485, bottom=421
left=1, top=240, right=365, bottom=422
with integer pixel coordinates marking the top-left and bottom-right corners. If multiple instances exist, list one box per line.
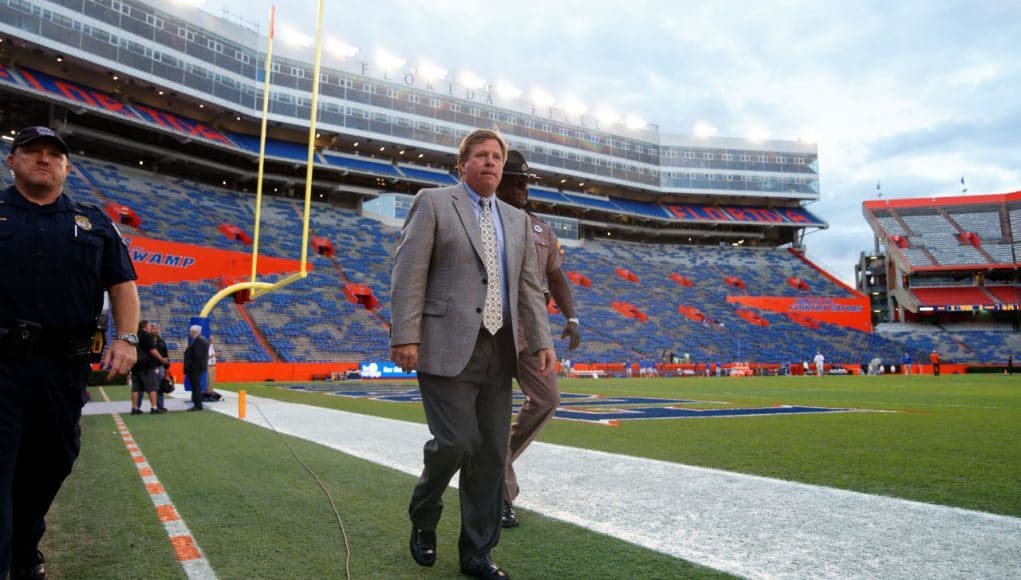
left=390, top=183, right=553, bottom=377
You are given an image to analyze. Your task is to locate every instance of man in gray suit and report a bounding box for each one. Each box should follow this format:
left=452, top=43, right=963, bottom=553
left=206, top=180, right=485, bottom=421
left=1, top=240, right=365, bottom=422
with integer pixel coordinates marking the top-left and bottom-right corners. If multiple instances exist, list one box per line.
left=391, top=129, right=555, bottom=579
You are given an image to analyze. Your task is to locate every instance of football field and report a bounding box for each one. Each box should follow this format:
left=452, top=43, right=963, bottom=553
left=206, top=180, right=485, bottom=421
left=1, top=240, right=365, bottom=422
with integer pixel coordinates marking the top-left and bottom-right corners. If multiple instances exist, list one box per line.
left=46, top=374, right=1021, bottom=578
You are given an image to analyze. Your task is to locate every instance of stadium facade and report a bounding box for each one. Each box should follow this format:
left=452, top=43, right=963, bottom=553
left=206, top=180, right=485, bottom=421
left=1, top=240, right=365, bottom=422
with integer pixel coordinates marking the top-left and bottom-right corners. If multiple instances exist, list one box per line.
left=15, top=0, right=1017, bottom=371
left=0, top=0, right=823, bottom=248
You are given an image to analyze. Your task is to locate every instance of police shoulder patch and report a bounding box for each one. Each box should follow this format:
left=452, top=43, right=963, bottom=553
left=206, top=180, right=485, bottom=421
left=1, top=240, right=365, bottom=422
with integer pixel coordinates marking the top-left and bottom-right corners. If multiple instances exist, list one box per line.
left=533, top=224, right=543, bottom=233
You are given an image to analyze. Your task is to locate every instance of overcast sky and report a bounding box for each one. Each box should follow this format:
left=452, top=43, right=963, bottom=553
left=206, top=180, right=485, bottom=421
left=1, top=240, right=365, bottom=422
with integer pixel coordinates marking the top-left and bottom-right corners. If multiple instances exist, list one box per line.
left=194, top=0, right=1021, bottom=285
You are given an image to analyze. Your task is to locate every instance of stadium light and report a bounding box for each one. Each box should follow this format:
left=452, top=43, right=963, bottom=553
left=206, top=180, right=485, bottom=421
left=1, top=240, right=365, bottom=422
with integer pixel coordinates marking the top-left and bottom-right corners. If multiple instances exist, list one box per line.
left=531, top=87, right=556, bottom=109
left=625, top=113, right=647, bottom=130
left=693, top=122, right=718, bottom=138
left=562, top=96, right=588, bottom=117
left=798, top=132, right=818, bottom=145
left=326, top=37, right=359, bottom=59
left=494, top=80, right=522, bottom=100
left=457, top=70, right=486, bottom=90
left=278, top=25, right=314, bottom=48
left=596, top=106, right=620, bottom=127
left=418, top=60, right=447, bottom=82
left=747, top=127, right=771, bottom=143
left=375, top=48, right=405, bottom=71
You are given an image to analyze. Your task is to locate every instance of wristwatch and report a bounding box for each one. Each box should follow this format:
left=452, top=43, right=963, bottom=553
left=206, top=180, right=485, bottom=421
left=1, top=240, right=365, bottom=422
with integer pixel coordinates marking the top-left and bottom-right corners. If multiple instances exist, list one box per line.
left=116, top=332, right=139, bottom=345
left=567, top=318, right=580, bottom=326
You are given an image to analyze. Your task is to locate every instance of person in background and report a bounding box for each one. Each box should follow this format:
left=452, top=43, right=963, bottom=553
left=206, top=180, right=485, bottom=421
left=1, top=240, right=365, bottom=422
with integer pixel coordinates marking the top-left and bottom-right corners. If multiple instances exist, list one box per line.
left=930, top=350, right=941, bottom=376
left=901, top=352, right=912, bottom=375
left=813, top=351, right=825, bottom=377
left=203, top=337, right=221, bottom=402
left=151, top=323, right=169, bottom=412
left=183, top=325, right=209, bottom=411
left=495, top=149, right=580, bottom=529
left=0, top=126, right=139, bottom=579
left=130, top=320, right=168, bottom=414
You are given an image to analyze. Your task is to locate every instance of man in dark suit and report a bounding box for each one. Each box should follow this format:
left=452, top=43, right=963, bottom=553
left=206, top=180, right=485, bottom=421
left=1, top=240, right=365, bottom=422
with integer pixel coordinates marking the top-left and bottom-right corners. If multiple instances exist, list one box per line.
left=183, top=325, right=209, bottom=411
left=391, top=129, right=555, bottom=579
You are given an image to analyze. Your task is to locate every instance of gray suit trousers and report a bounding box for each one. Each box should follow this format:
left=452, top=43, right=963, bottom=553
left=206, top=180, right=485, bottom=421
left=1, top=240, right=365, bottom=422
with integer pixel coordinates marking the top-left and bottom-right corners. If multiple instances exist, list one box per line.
left=409, top=326, right=515, bottom=567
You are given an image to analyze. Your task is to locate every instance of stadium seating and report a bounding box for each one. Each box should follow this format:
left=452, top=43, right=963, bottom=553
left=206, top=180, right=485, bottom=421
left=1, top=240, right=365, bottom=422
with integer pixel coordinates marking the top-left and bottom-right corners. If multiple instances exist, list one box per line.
left=16, top=148, right=1006, bottom=366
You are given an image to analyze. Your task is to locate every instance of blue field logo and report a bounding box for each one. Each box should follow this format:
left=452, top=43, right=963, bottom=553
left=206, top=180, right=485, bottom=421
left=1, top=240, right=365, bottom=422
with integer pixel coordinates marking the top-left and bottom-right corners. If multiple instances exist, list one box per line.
left=287, top=388, right=857, bottom=425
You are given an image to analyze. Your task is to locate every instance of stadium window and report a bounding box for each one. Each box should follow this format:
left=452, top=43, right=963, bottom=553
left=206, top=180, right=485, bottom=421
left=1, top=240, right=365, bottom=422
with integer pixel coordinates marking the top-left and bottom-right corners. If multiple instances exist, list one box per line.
left=703, top=152, right=713, bottom=160
left=178, top=27, right=195, bottom=42
left=91, top=27, right=110, bottom=43
left=776, top=156, right=787, bottom=164
left=542, top=124, right=552, bottom=133
left=758, top=155, right=768, bottom=163
left=558, top=128, right=570, bottom=137
left=146, top=14, right=164, bottom=29
left=429, top=98, right=441, bottom=107
left=505, top=115, right=516, bottom=124
left=449, top=103, right=461, bottom=112
left=208, top=39, right=223, bottom=53
left=51, top=12, right=74, bottom=28
left=469, top=107, right=480, bottom=117
left=794, top=157, right=805, bottom=165
left=488, top=112, right=499, bottom=121
left=686, top=151, right=697, bottom=159
left=525, top=120, right=536, bottom=129
left=409, top=94, right=421, bottom=104
left=362, top=83, right=376, bottom=93
left=386, top=88, right=398, bottom=98
left=271, top=63, right=281, bottom=73
left=339, top=78, right=353, bottom=88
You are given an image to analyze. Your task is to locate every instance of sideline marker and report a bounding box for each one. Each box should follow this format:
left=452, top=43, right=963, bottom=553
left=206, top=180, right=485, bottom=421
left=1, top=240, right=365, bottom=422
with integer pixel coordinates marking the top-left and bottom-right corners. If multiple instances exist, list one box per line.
left=239, top=390, right=247, bottom=419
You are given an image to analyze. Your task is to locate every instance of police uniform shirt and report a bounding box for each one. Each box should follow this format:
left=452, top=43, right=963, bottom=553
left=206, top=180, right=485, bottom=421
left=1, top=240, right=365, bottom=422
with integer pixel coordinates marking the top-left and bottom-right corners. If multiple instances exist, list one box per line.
left=513, top=213, right=564, bottom=350
left=0, top=185, right=137, bottom=333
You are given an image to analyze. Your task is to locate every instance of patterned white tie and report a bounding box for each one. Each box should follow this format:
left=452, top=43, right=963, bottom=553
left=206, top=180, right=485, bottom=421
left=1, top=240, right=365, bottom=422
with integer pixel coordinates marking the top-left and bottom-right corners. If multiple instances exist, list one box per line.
left=480, top=197, right=503, bottom=335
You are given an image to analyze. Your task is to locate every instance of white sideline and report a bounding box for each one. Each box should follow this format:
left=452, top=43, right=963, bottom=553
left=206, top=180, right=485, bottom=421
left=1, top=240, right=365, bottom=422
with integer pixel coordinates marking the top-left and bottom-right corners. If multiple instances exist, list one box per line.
left=209, top=391, right=1021, bottom=579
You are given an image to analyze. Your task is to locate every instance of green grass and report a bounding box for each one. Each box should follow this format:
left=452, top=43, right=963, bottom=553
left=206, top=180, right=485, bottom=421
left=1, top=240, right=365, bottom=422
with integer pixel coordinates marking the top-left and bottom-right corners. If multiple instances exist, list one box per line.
left=45, top=411, right=724, bottom=579
left=221, top=375, right=1021, bottom=517
left=45, top=374, right=1020, bottom=578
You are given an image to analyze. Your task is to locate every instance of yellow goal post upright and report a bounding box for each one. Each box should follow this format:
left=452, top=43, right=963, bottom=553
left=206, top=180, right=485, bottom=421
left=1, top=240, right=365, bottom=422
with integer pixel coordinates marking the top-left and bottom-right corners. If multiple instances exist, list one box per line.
left=198, top=0, right=326, bottom=322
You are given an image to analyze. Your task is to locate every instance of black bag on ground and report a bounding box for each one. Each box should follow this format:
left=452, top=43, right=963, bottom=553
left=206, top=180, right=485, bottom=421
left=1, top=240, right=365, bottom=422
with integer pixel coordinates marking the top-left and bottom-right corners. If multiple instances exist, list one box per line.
left=160, top=371, right=175, bottom=394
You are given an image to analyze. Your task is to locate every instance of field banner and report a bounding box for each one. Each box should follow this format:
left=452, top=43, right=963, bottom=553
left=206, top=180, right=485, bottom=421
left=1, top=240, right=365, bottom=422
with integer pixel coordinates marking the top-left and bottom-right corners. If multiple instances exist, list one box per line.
left=360, top=360, right=417, bottom=379
left=125, top=236, right=309, bottom=285
left=726, top=296, right=872, bottom=332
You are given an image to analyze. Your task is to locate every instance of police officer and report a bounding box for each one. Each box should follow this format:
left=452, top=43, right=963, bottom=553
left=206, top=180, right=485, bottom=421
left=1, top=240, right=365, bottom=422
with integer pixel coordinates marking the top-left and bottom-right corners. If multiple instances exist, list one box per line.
left=0, top=126, right=139, bottom=579
left=495, top=150, right=581, bottom=528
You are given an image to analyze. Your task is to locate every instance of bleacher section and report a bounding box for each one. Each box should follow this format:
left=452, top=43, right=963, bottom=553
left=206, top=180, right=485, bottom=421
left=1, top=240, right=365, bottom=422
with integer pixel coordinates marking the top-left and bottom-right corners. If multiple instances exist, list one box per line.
left=9, top=148, right=1006, bottom=366
left=867, top=198, right=1019, bottom=270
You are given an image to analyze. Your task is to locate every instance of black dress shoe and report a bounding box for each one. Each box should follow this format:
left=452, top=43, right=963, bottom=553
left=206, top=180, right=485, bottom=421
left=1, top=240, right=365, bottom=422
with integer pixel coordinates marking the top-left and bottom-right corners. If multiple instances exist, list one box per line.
left=461, top=556, right=510, bottom=579
left=409, top=528, right=436, bottom=567
left=501, top=502, right=519, bottom=528
left=187, top=406, right=203, bottom=412
left=11, top=549, right=45, bottom=580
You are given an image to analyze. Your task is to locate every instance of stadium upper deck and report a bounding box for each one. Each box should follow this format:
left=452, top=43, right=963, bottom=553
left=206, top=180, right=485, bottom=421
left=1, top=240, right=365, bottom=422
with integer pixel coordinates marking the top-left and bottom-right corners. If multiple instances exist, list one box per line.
left=0, top=0, right=819, bottom=216
left=860, top=192, right=1020, bottom=323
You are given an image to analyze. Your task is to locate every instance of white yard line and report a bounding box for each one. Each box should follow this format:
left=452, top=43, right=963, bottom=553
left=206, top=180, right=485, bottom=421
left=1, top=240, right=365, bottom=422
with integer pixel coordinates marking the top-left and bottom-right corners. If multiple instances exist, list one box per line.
left=210, top=392, right=1021, bottom=579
